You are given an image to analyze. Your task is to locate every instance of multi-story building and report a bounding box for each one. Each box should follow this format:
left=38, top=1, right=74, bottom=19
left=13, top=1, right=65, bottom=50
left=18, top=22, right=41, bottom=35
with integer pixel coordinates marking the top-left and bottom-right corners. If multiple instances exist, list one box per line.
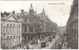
left=1, top=4, right=57, bottom=48
left=66, top=0, right=78, bottom=49
left=18, top=4, right=57, bottom=44
left=1, top=11, right=22, bottom=49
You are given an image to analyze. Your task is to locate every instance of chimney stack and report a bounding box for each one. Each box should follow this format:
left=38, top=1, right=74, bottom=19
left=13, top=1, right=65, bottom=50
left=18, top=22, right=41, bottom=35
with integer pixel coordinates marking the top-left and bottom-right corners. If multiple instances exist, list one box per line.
left=12, top=11, right=15, bottom=14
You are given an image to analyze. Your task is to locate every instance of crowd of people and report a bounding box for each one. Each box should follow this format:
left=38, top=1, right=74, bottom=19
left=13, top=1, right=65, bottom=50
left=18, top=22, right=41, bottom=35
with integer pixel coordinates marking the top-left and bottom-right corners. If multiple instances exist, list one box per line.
left=23, top=36, right=54, bottom=49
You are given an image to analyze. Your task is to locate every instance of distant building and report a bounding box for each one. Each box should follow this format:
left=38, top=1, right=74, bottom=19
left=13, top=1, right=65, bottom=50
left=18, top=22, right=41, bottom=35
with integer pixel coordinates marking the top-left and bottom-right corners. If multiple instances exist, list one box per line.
left=1, top=11, right=22, bottom=49
left=66, top=0, right=78, bottom=49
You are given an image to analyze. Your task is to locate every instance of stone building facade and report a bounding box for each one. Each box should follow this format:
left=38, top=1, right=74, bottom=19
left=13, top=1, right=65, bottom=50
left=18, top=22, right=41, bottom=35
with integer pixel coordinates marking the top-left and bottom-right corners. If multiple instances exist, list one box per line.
left=1, top=11, right=22, bottom=49
left=19, top=4, right=57, bottom=44
left=66, top=0, right=78, bottom=49
left=1, top=4, right=57, bottom=48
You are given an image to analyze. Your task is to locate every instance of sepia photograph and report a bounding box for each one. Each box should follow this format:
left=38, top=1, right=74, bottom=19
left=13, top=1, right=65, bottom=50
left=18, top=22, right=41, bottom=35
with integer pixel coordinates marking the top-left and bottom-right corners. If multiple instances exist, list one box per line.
left=0, top=0, right=78, bottom=49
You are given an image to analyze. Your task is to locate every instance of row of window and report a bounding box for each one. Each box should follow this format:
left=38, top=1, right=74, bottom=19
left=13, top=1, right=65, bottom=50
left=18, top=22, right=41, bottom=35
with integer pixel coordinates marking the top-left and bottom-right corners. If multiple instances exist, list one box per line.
left=2, top=35, right=20, bottom=40
left=1, top=23, right=21, bottom=28
left=7, top=35, right=16, bottom=39
left=1, top=23, right=21, bottom=33
left=23, top=25, right=43, bottom=32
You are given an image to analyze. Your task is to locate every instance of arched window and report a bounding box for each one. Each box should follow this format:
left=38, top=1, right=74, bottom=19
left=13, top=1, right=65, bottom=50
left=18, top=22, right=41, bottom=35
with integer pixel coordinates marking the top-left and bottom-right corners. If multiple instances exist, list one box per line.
left=7, top=24, right=9, bottom=33
left=25, top=25, right=27, bottom=32
left=10, top=24, right=12, bottom=34
left=29, top=25, right=33, bottom=32
left=13, top=24, right=15, bottom=33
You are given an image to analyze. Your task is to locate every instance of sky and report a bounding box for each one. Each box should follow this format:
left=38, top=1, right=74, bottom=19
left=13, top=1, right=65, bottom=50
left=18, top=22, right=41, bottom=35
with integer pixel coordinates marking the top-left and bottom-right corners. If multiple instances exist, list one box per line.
left=0, top=0, right=73, bottom=26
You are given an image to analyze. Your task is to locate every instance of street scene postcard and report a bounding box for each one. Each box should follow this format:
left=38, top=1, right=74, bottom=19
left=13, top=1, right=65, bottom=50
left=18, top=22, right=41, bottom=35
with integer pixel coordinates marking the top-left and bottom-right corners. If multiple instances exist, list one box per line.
left=0, top=0, right=78, bottom=49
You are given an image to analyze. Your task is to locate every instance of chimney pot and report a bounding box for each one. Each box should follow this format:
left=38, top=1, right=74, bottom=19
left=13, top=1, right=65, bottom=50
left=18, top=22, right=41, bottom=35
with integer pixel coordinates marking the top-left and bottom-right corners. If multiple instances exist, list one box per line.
left=12, top=11, right=15, bottom=14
